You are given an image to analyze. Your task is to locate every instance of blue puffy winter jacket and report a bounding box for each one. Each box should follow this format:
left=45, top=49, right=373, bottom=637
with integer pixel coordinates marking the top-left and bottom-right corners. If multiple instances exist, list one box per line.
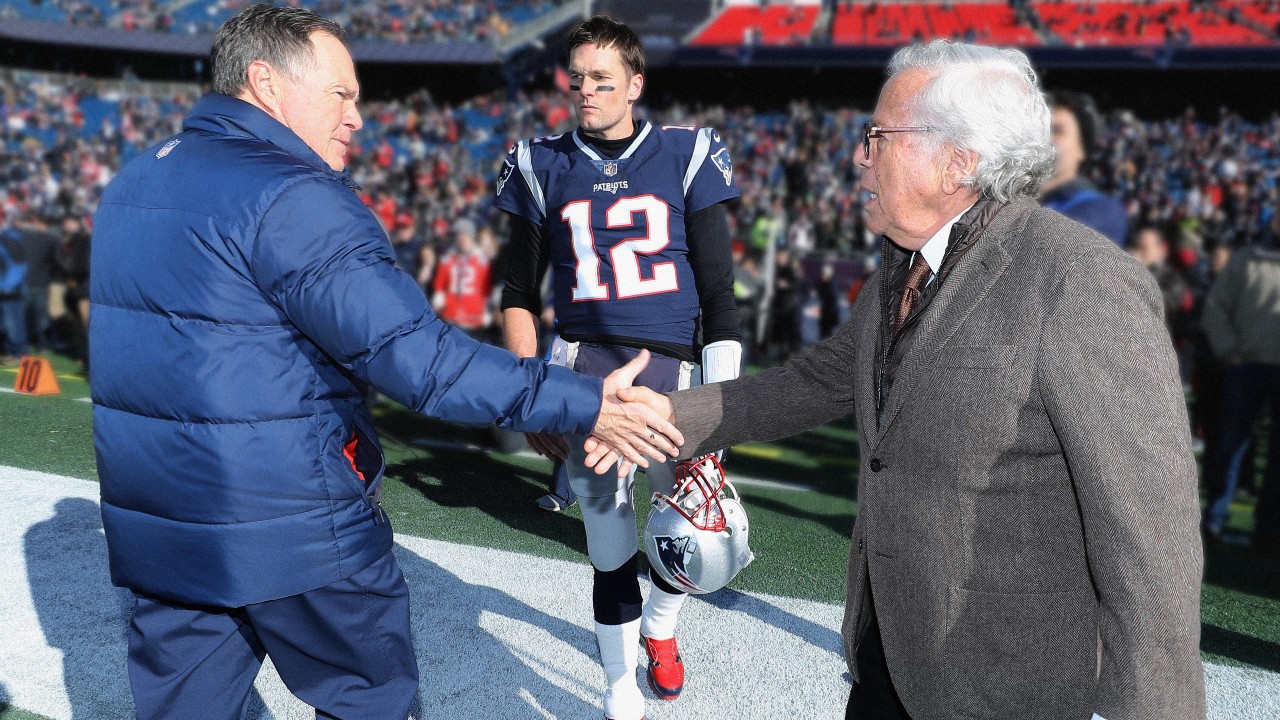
left=90, top=93, right=603, bottom=607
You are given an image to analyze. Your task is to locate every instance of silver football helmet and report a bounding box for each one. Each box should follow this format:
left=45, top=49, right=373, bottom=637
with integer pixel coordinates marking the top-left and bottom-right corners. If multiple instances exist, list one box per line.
left=644, top=455, right=754, bottom=595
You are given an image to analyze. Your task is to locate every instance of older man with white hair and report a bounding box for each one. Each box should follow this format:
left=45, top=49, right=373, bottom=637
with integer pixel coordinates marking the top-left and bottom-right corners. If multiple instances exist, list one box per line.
left=605, top=40, right=1204, bottom=720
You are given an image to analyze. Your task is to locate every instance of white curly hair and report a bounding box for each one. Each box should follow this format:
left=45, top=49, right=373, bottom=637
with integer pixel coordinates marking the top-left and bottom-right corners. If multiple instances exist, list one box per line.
left=887, top=40, right=1055, bottom=202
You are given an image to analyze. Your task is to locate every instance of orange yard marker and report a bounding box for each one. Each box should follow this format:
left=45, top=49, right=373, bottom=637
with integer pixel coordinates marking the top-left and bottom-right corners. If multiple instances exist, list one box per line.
left=14, top=356, right=60, bottom=395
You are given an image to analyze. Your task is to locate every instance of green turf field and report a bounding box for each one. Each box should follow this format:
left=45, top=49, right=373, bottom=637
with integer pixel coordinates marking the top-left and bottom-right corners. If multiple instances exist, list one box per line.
left=1, top=350, right=1277, bottom=720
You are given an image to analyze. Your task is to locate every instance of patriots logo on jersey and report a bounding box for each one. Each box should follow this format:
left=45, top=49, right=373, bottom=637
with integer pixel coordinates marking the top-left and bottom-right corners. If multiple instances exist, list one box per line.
left=653, top=535, right=701, bottom=592
left=592, top=180, right=629, bottom=194
left=496, top=159, right=515, bottom=196
left=711, top=148, right=733, bottom=187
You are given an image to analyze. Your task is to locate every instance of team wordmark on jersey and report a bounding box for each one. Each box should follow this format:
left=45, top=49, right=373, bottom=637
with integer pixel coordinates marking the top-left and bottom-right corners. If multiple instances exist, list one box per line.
left=591, top=180, right=629, bottom=194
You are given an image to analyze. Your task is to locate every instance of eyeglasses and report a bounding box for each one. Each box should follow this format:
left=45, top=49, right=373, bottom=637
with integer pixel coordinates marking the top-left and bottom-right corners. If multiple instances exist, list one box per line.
left=862, top=122, right=938, bottom=159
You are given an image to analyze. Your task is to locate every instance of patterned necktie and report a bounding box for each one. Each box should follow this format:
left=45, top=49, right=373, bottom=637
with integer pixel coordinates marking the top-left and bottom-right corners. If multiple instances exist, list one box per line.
left=895, top=253, right=931, bottom=333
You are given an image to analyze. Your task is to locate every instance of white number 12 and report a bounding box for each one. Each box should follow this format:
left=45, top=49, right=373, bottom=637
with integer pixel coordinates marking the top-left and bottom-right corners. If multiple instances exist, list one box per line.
left=561, top=195, right=679, bottom=301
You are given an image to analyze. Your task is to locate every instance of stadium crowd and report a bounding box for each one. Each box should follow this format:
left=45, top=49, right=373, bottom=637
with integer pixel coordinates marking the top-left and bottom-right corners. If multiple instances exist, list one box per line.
left=2, top=68, right=1278, bottom=389
left=0, top=0, right=558, bottom=40
left=9, top=0, right=1280, bottom=48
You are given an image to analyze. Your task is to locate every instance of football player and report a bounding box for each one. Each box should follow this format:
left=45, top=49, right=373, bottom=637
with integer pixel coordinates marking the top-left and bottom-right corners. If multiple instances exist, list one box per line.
left=495, top=15, right=741, bottom=720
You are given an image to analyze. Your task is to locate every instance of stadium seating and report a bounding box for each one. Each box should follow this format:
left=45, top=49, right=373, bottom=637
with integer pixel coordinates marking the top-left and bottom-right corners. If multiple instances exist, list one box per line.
left=690, top=3, right=820, bottom=46
left=689, top=1, right=1279, bottom=48
left=1233, top=0, right=1280, bottom=36
left=929, top=3, right=1041, bottom=45
left=6, top=0, right=1277, bottom=49
left=827, top=1, right=1040, bottom=47
left=830, top=2, right=933, bottom=46
left=1035, top=1, right=1273, bottom=47
left=0, top=0, right=560, bottom=41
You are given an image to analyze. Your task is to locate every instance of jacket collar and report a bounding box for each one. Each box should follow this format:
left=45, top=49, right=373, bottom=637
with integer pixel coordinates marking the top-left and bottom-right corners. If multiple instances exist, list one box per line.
left=183, top=93, right=359, bottom=190
left=871, top=197, right=1035, bottom=444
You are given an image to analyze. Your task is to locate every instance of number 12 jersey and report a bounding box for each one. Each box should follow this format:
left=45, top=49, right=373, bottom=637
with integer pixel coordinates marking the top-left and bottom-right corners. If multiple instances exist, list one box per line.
left=495, top=121, right=740, bottom=349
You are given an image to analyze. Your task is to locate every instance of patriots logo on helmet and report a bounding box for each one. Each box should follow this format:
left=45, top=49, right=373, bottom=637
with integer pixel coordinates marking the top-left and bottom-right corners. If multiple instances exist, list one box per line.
left=710, top=148, right=733, bottom=186
left=653, top=535, right=701, bottom=592
left=496, top=159, right=515, bottom=196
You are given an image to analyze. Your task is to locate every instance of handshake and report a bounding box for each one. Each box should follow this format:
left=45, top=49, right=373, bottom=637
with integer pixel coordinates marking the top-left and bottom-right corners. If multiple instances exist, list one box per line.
left=524, top=349, right=685, bottom=477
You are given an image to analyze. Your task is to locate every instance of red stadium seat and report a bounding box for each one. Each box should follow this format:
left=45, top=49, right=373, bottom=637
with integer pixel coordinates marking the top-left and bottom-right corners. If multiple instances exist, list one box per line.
left=691, top=4, right=820, bottom=46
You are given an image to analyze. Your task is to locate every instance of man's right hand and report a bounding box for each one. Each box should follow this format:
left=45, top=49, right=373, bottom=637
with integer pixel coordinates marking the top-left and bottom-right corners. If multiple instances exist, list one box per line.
left=524, top=431, right=570, bottom=460
left=586, top=350, right=683, bottom=476
left=584, top=381, right=679, bottom=475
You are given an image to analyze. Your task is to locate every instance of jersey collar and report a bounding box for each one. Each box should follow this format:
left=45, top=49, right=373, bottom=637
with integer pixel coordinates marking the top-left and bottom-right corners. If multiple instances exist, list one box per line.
left=573, top=121, right=652, bottom=166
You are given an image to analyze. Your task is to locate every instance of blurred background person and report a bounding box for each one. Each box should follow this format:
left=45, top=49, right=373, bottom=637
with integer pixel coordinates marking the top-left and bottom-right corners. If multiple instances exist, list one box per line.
left=12, top=210, right=61, bottom=354
left=0, top=217, right=29, bottom=363
left=1041, top=90, right=1129, bottom=246
left=765, top=244, right=805, bottom=362
left=1129, top=224, right=1191, bottom=338
left=57, top=214, right=92, bottom=374
left=731, top=241, right=763, bottom=363
left=388, top=212, right=422, bottom=276
left=1199, top=211, right=1280, bottom=556
left=414, top=242, right=438, bottom=297
left=432, top=217, right=493, bottom=341
left=1187, top=240, right=1235, bottom=460
left=816, top=258, right=842, bottom=341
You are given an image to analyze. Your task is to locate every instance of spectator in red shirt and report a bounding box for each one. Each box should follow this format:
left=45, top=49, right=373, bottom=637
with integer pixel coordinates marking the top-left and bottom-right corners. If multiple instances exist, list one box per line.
left=432, top=218, right=492, bottom=339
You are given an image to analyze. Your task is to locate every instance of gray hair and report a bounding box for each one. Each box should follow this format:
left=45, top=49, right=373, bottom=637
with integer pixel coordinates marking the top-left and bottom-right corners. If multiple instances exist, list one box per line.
left=887, top=40, right=1054, bottom=202
left=210, top=4, right=345, bottom=97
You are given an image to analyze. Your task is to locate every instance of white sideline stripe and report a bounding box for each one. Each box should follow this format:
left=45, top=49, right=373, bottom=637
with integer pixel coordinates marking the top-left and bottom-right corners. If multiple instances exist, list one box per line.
left=0, top=466, right=1275, bottom=720
left=0, top=386, right=92, bottom=403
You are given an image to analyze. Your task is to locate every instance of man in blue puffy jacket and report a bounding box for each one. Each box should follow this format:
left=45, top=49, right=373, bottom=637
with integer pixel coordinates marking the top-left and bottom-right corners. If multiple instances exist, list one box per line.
left=89, top=5, right=681, bottom=718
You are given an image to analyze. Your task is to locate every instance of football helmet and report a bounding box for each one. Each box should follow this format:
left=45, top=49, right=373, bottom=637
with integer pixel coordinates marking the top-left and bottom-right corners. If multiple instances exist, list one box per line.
left=644, top=455, right=754, bottom=594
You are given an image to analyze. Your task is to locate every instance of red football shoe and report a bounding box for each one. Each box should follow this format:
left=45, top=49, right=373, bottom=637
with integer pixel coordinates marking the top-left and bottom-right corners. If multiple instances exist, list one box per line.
left=643, top=635, right=684, bottom=700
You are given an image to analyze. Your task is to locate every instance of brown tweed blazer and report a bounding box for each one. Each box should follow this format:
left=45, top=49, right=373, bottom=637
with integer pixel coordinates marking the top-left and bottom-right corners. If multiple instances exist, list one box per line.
left=671, top=197, right=1205, bottom=719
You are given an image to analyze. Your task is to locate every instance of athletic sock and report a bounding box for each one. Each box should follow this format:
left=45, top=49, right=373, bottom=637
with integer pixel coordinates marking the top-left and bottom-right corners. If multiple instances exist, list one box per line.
left=595, top=619, right=644, bottom=720
left=641, top=574, right=688, bottom=640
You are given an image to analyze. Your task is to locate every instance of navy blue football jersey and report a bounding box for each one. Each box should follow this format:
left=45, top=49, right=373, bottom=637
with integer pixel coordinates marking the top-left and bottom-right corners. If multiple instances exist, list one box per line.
left=494, top=121, right=740, bottom=347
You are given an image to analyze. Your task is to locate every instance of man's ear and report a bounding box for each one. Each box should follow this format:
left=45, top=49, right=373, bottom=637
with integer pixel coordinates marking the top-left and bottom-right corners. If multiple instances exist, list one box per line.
left=942, top=145, right=979, bottom=195
left=243, top=59, right=284, bottom=121
left=627, top=72, right=644, bottom=105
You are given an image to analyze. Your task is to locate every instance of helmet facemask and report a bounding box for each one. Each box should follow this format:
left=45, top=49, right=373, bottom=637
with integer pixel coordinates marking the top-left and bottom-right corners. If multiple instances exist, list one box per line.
left=644, top=454, right=754, bottom=595
left=657, top=455, right=731, bottom=533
